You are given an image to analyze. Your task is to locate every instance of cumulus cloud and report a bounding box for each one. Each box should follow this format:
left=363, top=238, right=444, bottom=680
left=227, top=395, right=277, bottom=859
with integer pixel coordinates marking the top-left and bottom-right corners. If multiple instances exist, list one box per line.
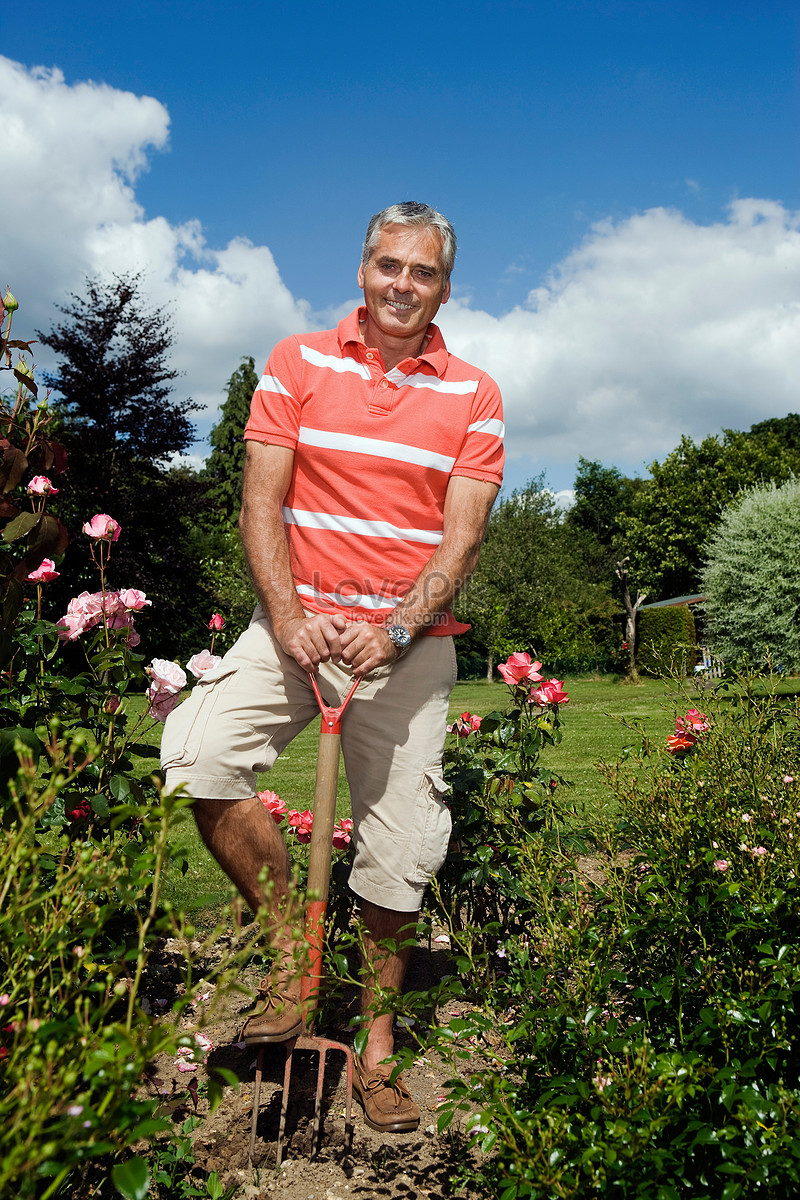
left=438, top=200, right=800, bottom=477
left=3, top=54, right=798, bottom=482
left=0, top=56, right=310, bottom=438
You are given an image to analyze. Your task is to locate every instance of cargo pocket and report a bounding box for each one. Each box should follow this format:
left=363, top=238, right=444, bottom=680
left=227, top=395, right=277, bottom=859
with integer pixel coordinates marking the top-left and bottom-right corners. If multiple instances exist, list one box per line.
left=159, top=663, right=238, bottom=772
left=401, top=768, right=453, bottom=886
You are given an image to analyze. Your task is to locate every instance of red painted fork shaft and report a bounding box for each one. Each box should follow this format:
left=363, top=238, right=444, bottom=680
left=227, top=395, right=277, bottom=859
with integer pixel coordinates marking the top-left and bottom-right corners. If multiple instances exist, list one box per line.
left=301, top=673, right=359, bottom=1013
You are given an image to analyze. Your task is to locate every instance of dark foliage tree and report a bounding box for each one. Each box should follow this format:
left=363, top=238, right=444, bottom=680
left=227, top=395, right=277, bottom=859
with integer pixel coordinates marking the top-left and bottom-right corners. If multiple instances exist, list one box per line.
left=748, top=412, right=800, bottom=453
left=567, top=458, right=644, bottom=550
left=202, top=356, right=258, bottom=523
left=456, top=477, right=618, bottom=678
left=36, top=274, right=211, bottom=657
left=39, top=274, right=197, bottom=469
left=620, top=427, right=800, bottom=601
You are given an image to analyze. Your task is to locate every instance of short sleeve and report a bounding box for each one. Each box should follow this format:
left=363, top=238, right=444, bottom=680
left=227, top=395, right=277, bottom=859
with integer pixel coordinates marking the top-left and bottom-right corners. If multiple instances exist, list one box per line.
left=244, top=335, right=303, bottom=450
left=451, top=372, right=504, bottom=485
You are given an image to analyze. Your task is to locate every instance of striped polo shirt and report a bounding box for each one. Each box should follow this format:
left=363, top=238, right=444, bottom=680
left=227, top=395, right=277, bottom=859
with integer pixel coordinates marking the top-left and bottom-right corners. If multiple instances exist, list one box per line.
left=244, top=306, right=504, bottom=633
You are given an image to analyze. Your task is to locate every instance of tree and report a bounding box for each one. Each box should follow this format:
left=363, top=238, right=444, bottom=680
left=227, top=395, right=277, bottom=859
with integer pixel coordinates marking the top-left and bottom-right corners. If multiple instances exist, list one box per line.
left=456, top=477, right=617, bottom=677
left=39, top=274, right=197, bottom=471
left=615, top=557, right=647, bottom=682
left=701, top=478, right=800, bottom=671
left=567, top=458, right=643, bottom=550
left=202, top=356, right=258, bottom=522
left=36, top=275, right=208, bottom=656
left=621, top=428, right=800, bottom=600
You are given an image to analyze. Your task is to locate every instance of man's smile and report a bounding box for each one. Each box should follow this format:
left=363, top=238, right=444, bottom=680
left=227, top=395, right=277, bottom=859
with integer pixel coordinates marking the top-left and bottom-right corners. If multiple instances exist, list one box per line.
left=384, top=298, right=417, bottom=313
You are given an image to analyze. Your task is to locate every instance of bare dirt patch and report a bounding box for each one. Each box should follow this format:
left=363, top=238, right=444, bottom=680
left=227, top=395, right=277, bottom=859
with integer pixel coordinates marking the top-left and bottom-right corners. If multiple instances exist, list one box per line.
left=141, top=935, right=483, bottom=1199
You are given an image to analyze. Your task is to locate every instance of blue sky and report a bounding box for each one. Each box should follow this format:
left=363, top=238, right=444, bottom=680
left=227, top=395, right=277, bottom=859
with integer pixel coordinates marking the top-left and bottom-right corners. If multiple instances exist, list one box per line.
left=3, top=1, right=799, bottom=493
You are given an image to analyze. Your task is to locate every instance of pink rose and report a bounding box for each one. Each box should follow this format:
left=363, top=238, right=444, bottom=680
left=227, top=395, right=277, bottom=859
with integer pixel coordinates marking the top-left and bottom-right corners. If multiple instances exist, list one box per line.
left=333, top=817, right=353, bottom=850
left=713, top=859, right=729, bottom=872
left=27, top=475, right=58, bottom=496
left=287, top=809, right=314, bottom=843
left=118, top=588, right=151, bottom=611
left=146, top=659, right=186, bottom=721
left=27, top=558, right=59, bottom=583
left=677, top=709, right=710, bottom=734
left=186, top=650, right=222, bottom=679
left=146, top=685, right=181, bottom=722
left=498, top=652, right=544, bottom=687
left=257, top=790, right=287, bottom=822
left=70, top=591, right=105, bottom=623
left=533, top=679, right=569, bottom=706
left=208, top=613, right=225, bottom=632
left=83, top=513, right=121, bottom=541
left=147, top=659, right=187, bottom=693
left=56, top=613, right=87, bottom=642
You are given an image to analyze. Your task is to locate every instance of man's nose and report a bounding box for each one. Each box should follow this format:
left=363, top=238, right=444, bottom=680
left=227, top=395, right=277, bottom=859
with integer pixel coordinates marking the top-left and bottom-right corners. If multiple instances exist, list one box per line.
left=393, top=266, right=413, bottom=291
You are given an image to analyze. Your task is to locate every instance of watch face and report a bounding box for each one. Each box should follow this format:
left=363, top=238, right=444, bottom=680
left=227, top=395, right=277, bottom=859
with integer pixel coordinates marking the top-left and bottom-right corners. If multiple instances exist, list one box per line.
left=388, top=625, right=411, bottom=650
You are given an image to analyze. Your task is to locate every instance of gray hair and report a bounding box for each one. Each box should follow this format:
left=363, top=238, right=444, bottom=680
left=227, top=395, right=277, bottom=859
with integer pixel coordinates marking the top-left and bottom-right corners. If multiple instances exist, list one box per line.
left=361, top=202, right=457, bottom=279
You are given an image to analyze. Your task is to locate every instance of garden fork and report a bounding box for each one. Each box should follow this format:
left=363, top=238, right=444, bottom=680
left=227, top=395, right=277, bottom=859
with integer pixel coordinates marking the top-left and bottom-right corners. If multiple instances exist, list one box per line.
left=248, top=672, right=359, bottom=1166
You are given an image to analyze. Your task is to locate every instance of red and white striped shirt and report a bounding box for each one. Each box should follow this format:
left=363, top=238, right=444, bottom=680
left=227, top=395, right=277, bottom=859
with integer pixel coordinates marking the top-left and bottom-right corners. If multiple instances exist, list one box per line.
left=244, top=307, right=504, bottom=633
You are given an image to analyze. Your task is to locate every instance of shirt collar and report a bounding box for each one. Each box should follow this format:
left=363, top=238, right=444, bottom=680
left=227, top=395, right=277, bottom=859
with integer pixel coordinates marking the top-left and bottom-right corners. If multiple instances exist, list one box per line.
left=337, top=306, right=449, bottom=377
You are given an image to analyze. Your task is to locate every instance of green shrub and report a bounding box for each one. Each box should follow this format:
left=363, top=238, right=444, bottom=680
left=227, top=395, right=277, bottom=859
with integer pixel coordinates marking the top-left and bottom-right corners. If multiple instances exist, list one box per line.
left=637, top=604, right=697, bottom=676
left=701, top=477, right=800, bottom=671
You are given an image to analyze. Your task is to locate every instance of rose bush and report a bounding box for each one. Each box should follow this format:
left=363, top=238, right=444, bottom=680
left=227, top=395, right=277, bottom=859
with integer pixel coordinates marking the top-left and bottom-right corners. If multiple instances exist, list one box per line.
left=436, top=652, right=573, bottom=939
left=0, top=296, right=257, bottom=1198
left=425, top=667, right=800, bottom=1200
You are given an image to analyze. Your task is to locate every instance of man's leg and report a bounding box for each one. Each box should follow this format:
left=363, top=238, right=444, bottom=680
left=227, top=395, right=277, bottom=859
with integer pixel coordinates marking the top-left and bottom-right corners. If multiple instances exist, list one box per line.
left=193, top=794, right=308, bottom=1042
left=349, top=900, right=422, bottom=1132
left=359, top=901, right=416, bottom=1071
left=193, top=794, right=290, bottom=919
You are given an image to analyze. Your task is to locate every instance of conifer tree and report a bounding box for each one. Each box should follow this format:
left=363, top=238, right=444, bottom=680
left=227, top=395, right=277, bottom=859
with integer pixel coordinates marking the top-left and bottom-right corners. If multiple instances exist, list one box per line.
left=37, top=275, right=207, bottom=655
left=202, top=356, right=258, bottom=522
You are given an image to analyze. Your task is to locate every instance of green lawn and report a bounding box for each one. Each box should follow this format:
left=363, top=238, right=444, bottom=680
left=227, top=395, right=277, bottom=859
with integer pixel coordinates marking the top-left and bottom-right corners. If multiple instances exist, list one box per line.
left=148, top=673, right=687, bottom=914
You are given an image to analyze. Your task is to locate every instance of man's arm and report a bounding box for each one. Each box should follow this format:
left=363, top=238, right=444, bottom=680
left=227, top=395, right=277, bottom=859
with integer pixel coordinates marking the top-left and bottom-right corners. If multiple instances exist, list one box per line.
left=339, top=474, right=500, bottom=675
left=239, top=440, right=348, bottom=671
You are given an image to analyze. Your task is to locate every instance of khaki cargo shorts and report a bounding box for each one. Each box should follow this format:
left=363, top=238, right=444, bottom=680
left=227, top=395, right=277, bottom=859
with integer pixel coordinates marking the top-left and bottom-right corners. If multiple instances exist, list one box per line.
left=160, top=608, right=457, bottom=913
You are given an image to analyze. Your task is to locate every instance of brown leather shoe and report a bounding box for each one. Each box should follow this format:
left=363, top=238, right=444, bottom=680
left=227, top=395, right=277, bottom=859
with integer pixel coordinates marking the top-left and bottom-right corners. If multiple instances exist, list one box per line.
left=352, top=1053, right=421, bottom=1133
left=240, top=975, right=304, bottom=1045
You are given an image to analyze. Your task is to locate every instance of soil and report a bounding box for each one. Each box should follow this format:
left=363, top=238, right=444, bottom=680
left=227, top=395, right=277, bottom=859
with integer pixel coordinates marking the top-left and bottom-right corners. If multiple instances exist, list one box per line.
left=141, top=932, right=484, bottom=1200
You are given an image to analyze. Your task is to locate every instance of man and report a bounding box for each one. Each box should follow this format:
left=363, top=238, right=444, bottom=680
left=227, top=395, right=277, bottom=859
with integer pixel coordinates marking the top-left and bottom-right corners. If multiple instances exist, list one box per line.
left=161, top=201, right=503, bottom=1133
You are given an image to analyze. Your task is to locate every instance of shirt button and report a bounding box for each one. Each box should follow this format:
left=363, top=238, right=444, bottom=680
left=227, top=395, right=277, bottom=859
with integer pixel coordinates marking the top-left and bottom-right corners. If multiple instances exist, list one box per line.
left=380, top=379, right=388, bottom=388
left=366, top=352, right=374, bottom=359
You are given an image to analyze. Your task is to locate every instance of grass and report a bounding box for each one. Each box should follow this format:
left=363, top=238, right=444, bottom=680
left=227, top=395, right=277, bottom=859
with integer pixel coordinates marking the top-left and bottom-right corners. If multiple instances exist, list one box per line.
left=146, top=672, right=693, bottom=915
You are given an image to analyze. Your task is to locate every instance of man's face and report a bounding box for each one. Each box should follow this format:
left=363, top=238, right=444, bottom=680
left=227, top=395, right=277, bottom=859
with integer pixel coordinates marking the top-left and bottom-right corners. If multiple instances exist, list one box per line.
left=357, top=224, right=451, bottom=348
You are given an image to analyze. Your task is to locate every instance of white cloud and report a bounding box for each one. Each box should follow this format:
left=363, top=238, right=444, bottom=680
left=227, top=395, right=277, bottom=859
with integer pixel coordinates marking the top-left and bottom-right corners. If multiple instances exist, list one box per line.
left=438, top=199, right=800, bottom=477
left=0, top=56, right=310, bottom=439
left=3, top=55, right=798, bottom=485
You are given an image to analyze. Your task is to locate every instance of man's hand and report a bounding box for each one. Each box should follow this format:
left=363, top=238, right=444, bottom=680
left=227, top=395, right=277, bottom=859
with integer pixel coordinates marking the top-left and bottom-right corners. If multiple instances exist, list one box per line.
left=278, top=612, right=349, bottom=672
left=339, top=621, right=398, bottom=676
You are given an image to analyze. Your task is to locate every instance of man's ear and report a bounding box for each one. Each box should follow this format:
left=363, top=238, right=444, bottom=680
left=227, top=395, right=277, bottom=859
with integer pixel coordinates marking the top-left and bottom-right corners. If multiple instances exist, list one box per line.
left=442, top=277, right=451, bottom=304
left=357, top=261, right=366, bottom=289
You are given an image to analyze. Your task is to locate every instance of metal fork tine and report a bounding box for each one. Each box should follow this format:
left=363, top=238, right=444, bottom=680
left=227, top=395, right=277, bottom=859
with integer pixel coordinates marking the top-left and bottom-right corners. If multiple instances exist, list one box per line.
left=248, top=1046, right=265, bottom=1164
left=276, top=1038, right=296, bottom=1167
left=311, top=1046, right=327, bottom=1155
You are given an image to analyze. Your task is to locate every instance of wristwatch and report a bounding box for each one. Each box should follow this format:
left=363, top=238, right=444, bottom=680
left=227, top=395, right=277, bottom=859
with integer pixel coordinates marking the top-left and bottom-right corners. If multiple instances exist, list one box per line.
left=385, top=624, right=412, bottom=658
